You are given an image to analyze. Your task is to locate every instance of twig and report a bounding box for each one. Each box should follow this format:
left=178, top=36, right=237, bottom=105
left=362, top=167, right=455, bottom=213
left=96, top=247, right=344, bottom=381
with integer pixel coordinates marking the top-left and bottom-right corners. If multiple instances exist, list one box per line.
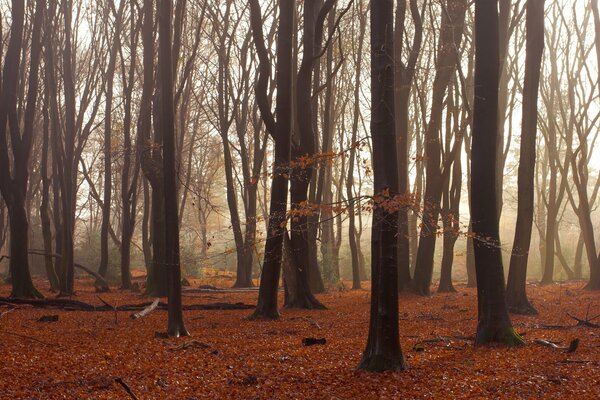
left=0, top=330, right=54, bottom=346
left=169, top=340, right=211, bottom=351
left=558, top=360, right=600, bottom=365
left=98, top=296, right=118, bottom=324
left=0, top=307, right=16, bottom=318
left=567, top=313, right=600, bottom=328
left=114, top=378, right=139, bottom=400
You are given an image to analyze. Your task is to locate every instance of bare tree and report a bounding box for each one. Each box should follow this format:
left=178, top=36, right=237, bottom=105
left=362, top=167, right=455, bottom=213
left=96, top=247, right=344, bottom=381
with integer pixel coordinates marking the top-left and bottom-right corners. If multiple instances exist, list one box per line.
left=472, top=0, right=522, bottom=345
left=0, top=0, right=45, bottom=298
left=358, top=0, right=406, bottom=372
left=506, top=0, right=545, bottom=314
left=249, top=0, right=295, bottom=319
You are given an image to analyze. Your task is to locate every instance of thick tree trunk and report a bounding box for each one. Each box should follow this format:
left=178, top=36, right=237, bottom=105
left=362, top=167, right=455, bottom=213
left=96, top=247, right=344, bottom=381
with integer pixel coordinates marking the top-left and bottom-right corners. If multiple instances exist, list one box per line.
left=159, top=0, right=188, bottom=337
left=472, top=0, right=522, bottom=345
left=0, top=0, right=44, bottom=299
left=358, top=0, right=406, bottom=372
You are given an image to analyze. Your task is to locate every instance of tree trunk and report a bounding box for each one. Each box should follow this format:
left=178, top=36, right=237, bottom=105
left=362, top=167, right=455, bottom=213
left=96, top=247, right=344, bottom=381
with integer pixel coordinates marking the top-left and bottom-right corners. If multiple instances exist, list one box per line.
left=98, top=3, right=124, bottom=287
left=358, top=0, right=406, bottom=372
left=506, top=0, right=545, bottom=315
left=412, top=0, right=467, bottom=296
left=249, top=0, right=295, bottom=319
left=0, top=0, right=44, bottom=299
left=472, top=0, right=523, bottom=346
left=287, top=0, right=329, bottom=309
left=395, top=0, right=423, bottom=292
left=159, top=0, right=188, bottom=337
left=41, top=86, right=60, bottom=292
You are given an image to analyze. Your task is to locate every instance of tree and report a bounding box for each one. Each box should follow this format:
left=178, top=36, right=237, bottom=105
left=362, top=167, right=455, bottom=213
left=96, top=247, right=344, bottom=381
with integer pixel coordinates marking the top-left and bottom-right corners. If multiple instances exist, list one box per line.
left=286, top=0, right=333, bottom=309
left=347, top=0, right=368, bottom=290
left=506, top=0, right=545, bottom=315
left=119, top=1, right=141, bottom=290
left=394, top=0, right=423, bottom=291
left=249, top=0, right=295, bottom=319
left=357, top=0, right=406, bottom=372
left=159, top=0, right=188, bottom=337
left=411, top=0, right=467, bottom=296
left=0, top=0, right=45, bottom=298
left=98, top=1, right=126, bottom=287
left=472, top=0, right=523, bottom=345
left=140, top=0, right=168, bottom=297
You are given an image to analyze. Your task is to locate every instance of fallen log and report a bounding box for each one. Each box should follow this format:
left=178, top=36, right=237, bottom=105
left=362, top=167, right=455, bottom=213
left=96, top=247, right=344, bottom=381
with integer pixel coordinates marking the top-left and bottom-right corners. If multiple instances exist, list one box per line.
left=0, top=297, right=254, bottom=312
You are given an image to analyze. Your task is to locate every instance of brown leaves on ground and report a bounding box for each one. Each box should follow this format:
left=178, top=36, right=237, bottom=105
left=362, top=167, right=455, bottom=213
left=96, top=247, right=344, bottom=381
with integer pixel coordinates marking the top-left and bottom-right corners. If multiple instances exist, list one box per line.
left=0, top=279, right=599, bottom=399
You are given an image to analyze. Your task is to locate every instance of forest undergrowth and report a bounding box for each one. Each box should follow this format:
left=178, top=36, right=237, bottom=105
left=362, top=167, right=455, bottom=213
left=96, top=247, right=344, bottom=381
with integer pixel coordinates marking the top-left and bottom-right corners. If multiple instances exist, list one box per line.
left=0, top=276, right=598, bottom=399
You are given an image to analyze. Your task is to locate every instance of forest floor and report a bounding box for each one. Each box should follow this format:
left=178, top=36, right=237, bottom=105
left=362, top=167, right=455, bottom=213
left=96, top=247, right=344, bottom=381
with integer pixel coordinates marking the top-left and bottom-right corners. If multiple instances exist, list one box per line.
left=0, top=274, right=599, bottom=399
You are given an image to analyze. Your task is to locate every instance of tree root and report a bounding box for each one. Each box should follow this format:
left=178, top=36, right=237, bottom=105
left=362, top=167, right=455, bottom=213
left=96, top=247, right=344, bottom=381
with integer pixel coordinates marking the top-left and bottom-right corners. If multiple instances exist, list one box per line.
left=475, top=326, right=525, bottom=346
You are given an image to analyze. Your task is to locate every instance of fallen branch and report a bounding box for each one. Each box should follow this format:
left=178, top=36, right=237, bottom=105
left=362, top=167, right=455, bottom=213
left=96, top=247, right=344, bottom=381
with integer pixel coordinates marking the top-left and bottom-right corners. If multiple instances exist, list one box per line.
left=114, top=378, right=139, bottom=400
left=98, top=296, right=118, bottom=324
left=558, top=359, right=600, bottom=365
left=130, top=298, right=159, bottom=320
left=168, top=340, right=211, bottom=351
left=534, top=338, right=579, bottom=353
left=0, top=330, right=54, bottom=346
left=0, top=297, right=254, bottom=312
left=0, top=308, right=15, bottom=318
left=567, top=313, right=600, bottom=328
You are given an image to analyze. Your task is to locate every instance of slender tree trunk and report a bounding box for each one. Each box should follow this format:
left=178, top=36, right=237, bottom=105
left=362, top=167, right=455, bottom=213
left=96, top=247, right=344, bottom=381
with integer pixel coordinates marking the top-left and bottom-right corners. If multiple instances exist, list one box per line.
left=98, top=4, right=124, bottom=287
left=412, top=0, right=467, bottom=296
left=347, top=0, right=366, bottom=290
left=41, top=85, right=59, bottom=292
left=506, top=0, right=545, bottom=315
left=287, top=0, right=329, bottom=309
left=395, top=0, right=422, bottom=291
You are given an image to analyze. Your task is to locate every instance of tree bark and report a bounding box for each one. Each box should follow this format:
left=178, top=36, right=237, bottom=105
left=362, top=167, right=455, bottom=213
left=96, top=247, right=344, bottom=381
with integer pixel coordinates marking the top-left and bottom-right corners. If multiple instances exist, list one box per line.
left=159, top=0, right=189, bottom=337
left=472, top=0, right=523, bottom=345
left=249, top=0, right=295, bottom=319
left=412, top=0, right=467, bottom=296
left=358, top=0, right=406, bottom=372
left=506, top=0, right=545, bottom=314
left=0, top=0, right=45, bottom=298
left=395, top=0, right=423, bottom=291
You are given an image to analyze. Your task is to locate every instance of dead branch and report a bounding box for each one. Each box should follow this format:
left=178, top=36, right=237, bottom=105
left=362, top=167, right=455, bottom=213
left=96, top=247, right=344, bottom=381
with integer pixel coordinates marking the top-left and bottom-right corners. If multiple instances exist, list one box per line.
left=567, top=313, right=600, bottom=328
left=168, top=340, right=211, bottom=351
left=114, top=378, right=139, bottom=400
left=534, top=338, right=579, bottom=353
left=0, top=297, right=254, bottom=312
left=130, top=298, right=159, bottom=319
left=0, top=330, right=54, bottom=346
